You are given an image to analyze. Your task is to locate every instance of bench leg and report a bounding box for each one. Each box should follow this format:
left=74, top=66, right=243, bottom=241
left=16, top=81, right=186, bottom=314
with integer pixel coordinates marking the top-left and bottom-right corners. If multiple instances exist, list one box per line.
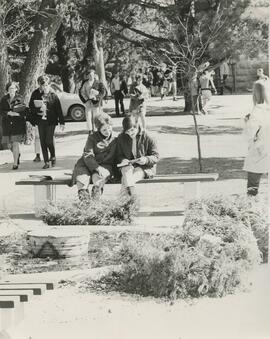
left=183, top=182, right=201, bottom=206
left=33, top=185, right=56, bottom=217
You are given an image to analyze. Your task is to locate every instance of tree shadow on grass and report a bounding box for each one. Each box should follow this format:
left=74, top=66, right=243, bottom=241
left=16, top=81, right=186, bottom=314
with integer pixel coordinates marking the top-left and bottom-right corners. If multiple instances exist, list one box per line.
left=149, top=125, right=242, bottom=135
left=157, top=157, right=245, bottom=180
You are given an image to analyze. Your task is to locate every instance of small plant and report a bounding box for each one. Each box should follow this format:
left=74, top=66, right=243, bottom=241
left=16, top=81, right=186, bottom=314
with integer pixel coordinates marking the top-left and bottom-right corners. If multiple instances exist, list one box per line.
left=38, top=196, right=139, bottom=226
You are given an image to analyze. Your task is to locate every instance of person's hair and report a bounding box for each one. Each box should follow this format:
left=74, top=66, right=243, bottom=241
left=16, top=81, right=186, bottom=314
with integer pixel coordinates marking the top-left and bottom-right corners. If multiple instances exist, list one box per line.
left=122, top=115, right=138, bottom=132
left=253, top=81, right=265, bottom=105
left=37, top=75, right=50, bottom=85
left=6, top=81, right=19, bottom=92
left=94, top=113, right=112, bottom=130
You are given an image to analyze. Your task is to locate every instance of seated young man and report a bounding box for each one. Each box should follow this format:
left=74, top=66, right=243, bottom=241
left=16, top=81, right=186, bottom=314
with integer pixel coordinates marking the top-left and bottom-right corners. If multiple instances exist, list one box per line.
left=116, top=116, right=159, bottom=197
left=71, top=113, right=117, bottom=200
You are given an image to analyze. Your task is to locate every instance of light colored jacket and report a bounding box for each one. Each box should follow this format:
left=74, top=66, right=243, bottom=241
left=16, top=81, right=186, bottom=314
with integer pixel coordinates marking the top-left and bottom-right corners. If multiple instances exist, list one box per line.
left=243, top=104, right=270, bottom=173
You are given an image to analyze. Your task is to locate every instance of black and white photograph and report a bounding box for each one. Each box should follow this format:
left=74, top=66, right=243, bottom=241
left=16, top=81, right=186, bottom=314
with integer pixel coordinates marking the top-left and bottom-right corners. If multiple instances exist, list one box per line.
left=0, top=0, right=269, bottom=338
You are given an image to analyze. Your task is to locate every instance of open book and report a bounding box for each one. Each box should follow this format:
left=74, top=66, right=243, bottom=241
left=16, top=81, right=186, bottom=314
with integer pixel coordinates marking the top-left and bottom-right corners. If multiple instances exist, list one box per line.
left=117, top=159, right=140, bottom=168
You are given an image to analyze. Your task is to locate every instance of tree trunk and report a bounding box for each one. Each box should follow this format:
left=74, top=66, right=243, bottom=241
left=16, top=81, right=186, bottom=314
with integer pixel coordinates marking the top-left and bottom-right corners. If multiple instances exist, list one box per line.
left=55, top=24, right=68, bottom=66
left=0, top=45, right=8, bottom=99
left=93, top=31, right=107, bottom=90
left=19, top=0, right=62, bottom=102
left=0, top=18, right=9, bottom=98
left=189, top=78, right=203, bottom=172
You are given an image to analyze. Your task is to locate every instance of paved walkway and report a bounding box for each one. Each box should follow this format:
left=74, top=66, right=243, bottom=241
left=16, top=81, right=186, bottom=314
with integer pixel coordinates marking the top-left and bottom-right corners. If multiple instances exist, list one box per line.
left=0, top=94, right=267, bottom=219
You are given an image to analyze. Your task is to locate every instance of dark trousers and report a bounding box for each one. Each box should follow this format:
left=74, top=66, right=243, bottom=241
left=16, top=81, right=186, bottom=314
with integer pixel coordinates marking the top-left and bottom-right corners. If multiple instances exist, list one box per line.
left=247, top=172, right=262, bottom=196
left=220, top=75, right=232, bottom=95
left=114, top=90, right=125, bottom=116
left=38, top=120, right=56, bottom=163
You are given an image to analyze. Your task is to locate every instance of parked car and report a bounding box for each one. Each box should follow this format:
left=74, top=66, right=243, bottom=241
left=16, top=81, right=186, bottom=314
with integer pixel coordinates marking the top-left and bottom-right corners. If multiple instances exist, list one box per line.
left=50, top=83, right=85, bottom=122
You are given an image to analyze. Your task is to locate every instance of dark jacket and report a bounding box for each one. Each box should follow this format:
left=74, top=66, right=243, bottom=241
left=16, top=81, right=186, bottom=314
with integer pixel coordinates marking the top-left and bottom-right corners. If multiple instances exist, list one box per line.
left=79, top=79, right=106, bottom=105
left=120, top=80, right=128, bottom=96
left=116, top=130, right=159, bottom=178
left=71, top=131, right=117, bottom=186
left=28, top=88, right=65, bottom=126
left=0, top=94, right=27, bottom=137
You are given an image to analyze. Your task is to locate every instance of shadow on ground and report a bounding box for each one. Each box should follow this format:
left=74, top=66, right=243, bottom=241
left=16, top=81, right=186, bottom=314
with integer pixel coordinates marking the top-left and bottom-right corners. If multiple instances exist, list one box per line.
left=157, top=157, right=245, bottom=180
left=0, top=155, right=77, bottom=174
left=149, top=125, right=242, bottom=135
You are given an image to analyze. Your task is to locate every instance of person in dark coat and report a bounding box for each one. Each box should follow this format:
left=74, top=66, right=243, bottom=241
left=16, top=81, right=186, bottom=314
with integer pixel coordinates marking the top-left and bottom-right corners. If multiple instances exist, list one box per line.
left=116, top=115, right=159, bottom=197
left=71, top=113, right=117, bottom=200
left=29, top=75, right=65, bottom=169
left=0, top=82, right=27, bottom=169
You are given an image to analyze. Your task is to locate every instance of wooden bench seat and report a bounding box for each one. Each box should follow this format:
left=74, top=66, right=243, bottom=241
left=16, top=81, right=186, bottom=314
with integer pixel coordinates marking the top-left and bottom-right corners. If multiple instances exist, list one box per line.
left=16, top=173, right=219, bottom=217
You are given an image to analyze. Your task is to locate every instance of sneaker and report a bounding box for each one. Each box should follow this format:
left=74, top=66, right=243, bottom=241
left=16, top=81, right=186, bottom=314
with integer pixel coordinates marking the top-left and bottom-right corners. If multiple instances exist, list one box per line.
left=91, top=186, right=102, bottom=200
left=50, top=157, right=56, bottom=167
left=33, top=155, right=41, bottom=162
left=78, top=189, right=90, bottom=201
left=42, top=162, right=50, bottom=169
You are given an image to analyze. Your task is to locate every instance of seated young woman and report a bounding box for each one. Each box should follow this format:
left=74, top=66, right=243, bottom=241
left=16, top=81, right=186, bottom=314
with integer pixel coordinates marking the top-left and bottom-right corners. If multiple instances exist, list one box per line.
left=71, top=113, right=117, bottom=200
left=116, top=115, right=159, bottom=197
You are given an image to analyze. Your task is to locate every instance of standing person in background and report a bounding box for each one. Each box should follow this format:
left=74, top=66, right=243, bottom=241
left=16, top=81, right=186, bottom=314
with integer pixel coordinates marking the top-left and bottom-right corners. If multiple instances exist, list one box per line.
left=79, top=67, right=106, bottom=132
left=111, top=72, right=127, bottom=116
left=257, top=68, right=269, bottom=81
left=142, top=68, right=153, bottom=98
left=199, top=70, right=217, bottom=114
left=190, top=72, right=201, bottom=114
left=157, top=69, right=165, bottom=100
left=219, top=59, right=231, bottom=95
left=243, top=80, right=270, bottom=196
left=0, top=82, right=27, bottom=170
left=129, top=74, right=149, bottom=130
left=60, top=58, right=76, bottom=94
left=167, top=66, right=178, bottom=101
left=29, top=75, right=65, bottom=169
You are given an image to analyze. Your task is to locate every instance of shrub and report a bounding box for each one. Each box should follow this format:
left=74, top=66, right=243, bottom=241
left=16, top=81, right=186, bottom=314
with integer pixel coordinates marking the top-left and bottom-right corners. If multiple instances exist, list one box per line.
left=38, top=196, right=139, bottom=225
left=188, top=195, right=268, bottom=262
left=84, top=195, right=262, bottom=299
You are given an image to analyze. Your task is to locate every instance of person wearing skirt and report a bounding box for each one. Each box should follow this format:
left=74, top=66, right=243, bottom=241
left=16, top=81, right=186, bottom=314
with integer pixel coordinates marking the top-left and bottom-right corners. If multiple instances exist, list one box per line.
left=0, top=82, right=27, bottom=169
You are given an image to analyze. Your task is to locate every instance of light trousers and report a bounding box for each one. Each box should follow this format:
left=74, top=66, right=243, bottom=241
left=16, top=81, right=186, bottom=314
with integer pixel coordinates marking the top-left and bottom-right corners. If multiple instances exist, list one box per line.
left=85, top=101, right=100, bottom=131
left=76, top=172, right=109, bottom=191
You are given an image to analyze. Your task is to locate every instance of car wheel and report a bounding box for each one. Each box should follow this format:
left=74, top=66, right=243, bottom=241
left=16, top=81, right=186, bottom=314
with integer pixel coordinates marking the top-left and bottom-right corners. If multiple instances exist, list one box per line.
left=69, top=105, right=85, bottom=121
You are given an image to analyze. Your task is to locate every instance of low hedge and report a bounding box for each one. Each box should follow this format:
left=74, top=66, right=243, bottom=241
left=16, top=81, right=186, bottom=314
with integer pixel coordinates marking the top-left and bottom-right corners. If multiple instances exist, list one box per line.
left=82, top=195, right=263, bottom=299
left=38, top=196, right=139, bottom=226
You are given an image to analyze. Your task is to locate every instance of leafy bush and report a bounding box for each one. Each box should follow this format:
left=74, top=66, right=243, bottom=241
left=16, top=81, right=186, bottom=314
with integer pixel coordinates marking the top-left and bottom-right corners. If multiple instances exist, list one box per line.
left=188, top=195, right=268, bottom=262
left=85, top=195, right=262, bottom=299
left=38, top=196, right=139, bottom=225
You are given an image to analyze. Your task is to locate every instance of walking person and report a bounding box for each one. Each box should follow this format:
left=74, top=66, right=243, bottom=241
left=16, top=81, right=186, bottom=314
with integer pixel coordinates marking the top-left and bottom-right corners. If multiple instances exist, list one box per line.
left=219, top=59, right=232, bottom=95
left=129, top=74, right=149, bottom=130
left=167, top=66, right=177, bottom=101
left=0, top=82, right=27, bottom=169
left=116, top=116, right=159, bottom=198
left=199, top=70, right=217, bottom=114
left=79, top=67, right=106, bottom=132
left=29, top=75, right=65, bottom=169
left=111, top=72, right=127, bottom=116
left=243, top=79, right=270, bottom=196
left=71, top=113, right=117, bottom=200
